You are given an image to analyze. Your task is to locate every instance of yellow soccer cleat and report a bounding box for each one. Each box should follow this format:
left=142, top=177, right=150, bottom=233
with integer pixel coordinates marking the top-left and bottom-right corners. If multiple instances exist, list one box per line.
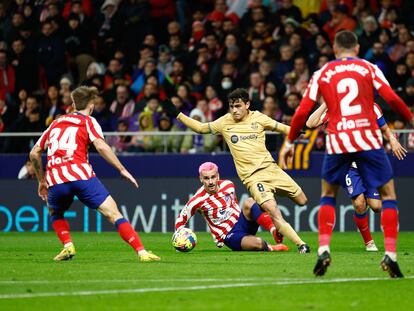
left=138, top=250, right=161, bottom=262
left=53, top=244, right=76, bottom=261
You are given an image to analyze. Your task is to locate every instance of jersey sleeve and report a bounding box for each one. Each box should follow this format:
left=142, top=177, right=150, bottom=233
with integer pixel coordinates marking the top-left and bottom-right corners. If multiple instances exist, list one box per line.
left=257, top=112, right=278, bottom=130
left=208, top=115, right=225, bottom=134
left=86, top=116, right=104, bottom=142
left=35, top=122, right=54, bottom=150
left=175, top=196, right=200, bottom=230
left=373, top=103, right=386, bottom=127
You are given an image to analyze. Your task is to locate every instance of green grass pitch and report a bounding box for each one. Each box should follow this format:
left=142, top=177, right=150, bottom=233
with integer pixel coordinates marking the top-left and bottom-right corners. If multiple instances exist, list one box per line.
left=1, top=232, right=413, bottom=311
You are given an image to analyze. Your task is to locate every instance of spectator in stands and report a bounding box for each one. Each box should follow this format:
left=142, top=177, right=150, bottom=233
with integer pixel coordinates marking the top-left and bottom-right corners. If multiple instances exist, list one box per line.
left=129, top=110, right=155, bottom=152
left=391, top=60, right=411, bottom=92
left=180, top=108, right=218, bottom=154
left=107, top=119, right=132, bottom=153
left=96, top=0, right=124, bottom=62
left=358, top=15, right=381, bottom=57
left=323, top=4, right=357, bottom=43
left=167, top=59, right=187, bottom=91
left=205, top=85, right=223, bottom=120
left=92, top=95, right=117, bottom=132
left=37, top=20, right=65, bottom=86
left=366, top=42, right=394, bottom=77
left=284, top=56, right=310, bottom=95
left=389, top=25, right=412, bottom=62
left=0, top=49, right=15, bottom=102
left=109, top=84, right=135, bottom=121
left=262, top=96, right=283, bottom=122
left=399, top=78, right=414, bottom=109
left=10, top=38, right=39, bottom=94
left=0, top=3, right=10, bottom=41
left=273, top=44, right=294, bottom=83
left=151, top=114, right=182, bottom=153
left=157, top=44, right=173, bottom=76
left=103, top=58, right=131, bottom=91
left=131, top=58, right=165, bottom=95
left=64, top=13, right=94, bottom=84
left=45, top=85, right=64, bottom=127
left=248, top=72, right=266, bottom=111
left=168, top=35, right=187, bottom=60
left=275, top=0, right=303, bottom=24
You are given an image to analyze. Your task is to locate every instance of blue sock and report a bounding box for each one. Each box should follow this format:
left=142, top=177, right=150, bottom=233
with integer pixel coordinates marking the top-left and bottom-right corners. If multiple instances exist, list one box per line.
left=115, top=218, right=128, bottom=229
left=354, top=210, right=367, bottom=218
left=382, top=200, right=398, bottom=210
left=320, top=196, right=336, bottom=207
left=250, top=203, right=263, bottom=222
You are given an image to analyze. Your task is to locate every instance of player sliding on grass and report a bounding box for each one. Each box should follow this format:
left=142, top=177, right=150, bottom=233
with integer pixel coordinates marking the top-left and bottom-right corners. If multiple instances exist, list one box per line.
left=282, top=30, right=413, bottom=278
left=175, top=162, right=288, bottom=251
left=173, top=89, right=310, bottom=254
left=29, top=86, right=160, bottom=262
left=306, top=102, right=407, bottom=252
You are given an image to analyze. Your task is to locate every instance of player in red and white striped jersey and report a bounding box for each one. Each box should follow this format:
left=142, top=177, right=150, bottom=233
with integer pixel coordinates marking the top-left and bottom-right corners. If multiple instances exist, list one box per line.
left=282, top=30, right=414, bottom=278
left=306, top=102, right=407, bottom=252
left=175, top=162, right=288, bottom=251
left=30, top=86, right=160, bottom=262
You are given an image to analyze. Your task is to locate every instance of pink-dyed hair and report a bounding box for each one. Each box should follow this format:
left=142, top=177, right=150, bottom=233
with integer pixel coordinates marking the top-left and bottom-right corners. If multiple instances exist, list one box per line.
left=198, top=162, right=219, bottom=175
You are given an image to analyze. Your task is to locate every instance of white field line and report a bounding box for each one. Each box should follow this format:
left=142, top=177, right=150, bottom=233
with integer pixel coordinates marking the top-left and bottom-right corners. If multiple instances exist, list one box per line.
left=0, top=277, right=302, bottom=285
left=0, top=276, right=413, bottom=300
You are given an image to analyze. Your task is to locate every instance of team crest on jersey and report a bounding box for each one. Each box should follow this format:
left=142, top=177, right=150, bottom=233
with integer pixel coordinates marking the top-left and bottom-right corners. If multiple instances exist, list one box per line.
left=224, top=194, right=231, bottom=203
left=231, top=135, right=239, bottom=144
left=251, top=122, right=258, bottom=130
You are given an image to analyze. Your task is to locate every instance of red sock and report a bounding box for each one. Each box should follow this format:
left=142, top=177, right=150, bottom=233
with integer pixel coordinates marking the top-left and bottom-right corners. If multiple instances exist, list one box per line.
left=257, top=213, right=280, bottom=244
left=52, top=219, right=72, bottom=245
left=256, top=213, right=274, bottom=231
left=117, top=220, right=144, bottom=252
left=381, top=202, right=398, bottom=253
left=353, top=211, right=373, bottom=244
left=318, top=197, right=336, bottom=247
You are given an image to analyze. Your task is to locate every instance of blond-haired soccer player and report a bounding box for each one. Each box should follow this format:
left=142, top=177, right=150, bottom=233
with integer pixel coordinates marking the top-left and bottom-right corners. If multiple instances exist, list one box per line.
left=30, top=86, right=160, bottom=262
left=175, top=162, right=288, bottom=251
left=173, top=88, right=310, bottom=253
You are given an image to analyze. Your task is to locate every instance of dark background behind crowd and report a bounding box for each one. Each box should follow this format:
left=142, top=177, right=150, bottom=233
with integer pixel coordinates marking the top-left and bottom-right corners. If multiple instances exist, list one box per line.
left=1, top=0, right=414, bottom=154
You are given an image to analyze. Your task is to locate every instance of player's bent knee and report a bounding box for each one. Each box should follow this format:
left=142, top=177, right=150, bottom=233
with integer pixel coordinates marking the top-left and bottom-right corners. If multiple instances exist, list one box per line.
left=293, top=192, right=307, bottom=206
left=98, top=196, right=123, bottom=224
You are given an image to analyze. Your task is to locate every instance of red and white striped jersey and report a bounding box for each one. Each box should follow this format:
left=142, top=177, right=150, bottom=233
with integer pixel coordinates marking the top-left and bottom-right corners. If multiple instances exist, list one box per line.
left=175, top=180, right=240, bottom=246
left=36, top=112, right=104, bottom=186
left=289, top=58, right=413, bottom=154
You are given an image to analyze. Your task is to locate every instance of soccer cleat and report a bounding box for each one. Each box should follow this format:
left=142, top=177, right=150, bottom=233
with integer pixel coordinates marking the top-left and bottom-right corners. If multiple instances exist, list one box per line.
left=380, top=255, right=404, bottom=278
left=139, top=251, right=161, bottom=262
left=313, top=251, right=331, bottom=277
left=53, top=244, right=76, bottom=261
left=298, top=244, right=310, bottom=253
left=268, top=243, right=289, bottom=252
left=365, top=240, right=378, bottom=252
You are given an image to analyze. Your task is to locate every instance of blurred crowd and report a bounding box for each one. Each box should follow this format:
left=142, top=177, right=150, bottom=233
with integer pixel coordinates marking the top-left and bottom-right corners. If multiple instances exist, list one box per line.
left=1, top=0, right=414, bottom=154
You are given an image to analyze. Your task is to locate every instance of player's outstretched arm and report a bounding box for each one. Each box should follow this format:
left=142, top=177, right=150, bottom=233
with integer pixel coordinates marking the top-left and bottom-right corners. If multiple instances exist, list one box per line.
left=93, top=138, right=138, bottom=188
left=381, top=124, right=407, bottom=160
left=29, top=145, right=48, bottom=201
left=177, top=113, right=211, bottom=134
left=306, top=103, right=327, bottom=129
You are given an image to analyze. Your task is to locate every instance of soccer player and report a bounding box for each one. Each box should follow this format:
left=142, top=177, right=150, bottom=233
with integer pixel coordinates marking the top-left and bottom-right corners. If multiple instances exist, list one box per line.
left=306, top=102, right=407, bottom=251
left=29, top=86, right=160, bottom=262
left=175, top=162, right=288, bottom=251
left=282, top=30, right=413, bottom=277
left=173, top=88, right=310, bottom=253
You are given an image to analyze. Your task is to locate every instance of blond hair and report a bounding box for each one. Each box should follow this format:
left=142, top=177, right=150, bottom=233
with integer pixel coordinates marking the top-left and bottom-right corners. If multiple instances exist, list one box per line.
left=70, top=86, right=99, bottom=110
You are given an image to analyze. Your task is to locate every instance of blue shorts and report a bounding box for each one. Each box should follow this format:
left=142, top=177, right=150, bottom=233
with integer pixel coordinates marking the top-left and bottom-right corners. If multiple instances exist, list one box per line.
left=322, top=148, right=393, bottom=190
left=342, top=167, right=381, bottom=200
left=48, top=177, right=110, bottom=213
left=224, top=212, right=259, bottom=251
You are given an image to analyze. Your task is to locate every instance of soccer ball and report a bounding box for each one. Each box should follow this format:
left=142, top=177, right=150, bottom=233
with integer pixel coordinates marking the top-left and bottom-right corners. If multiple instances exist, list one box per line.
left=172, top=228, right=197, bottom=252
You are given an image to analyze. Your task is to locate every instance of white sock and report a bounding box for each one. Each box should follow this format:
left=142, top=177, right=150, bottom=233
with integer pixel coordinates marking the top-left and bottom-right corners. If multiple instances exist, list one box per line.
left=318, top=245, right=330, bottom=256
left=138, top=249, right=148, bottom=256
left=64, top=242, right=73, bottom=248
left=385, top=251, right=397, bottom=261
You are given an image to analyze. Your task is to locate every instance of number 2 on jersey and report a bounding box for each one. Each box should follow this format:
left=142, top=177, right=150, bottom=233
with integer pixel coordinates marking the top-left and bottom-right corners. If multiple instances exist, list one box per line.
left=48, top=127, right=79, bottom=157
left=337, top=78, right=361, bottom=117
